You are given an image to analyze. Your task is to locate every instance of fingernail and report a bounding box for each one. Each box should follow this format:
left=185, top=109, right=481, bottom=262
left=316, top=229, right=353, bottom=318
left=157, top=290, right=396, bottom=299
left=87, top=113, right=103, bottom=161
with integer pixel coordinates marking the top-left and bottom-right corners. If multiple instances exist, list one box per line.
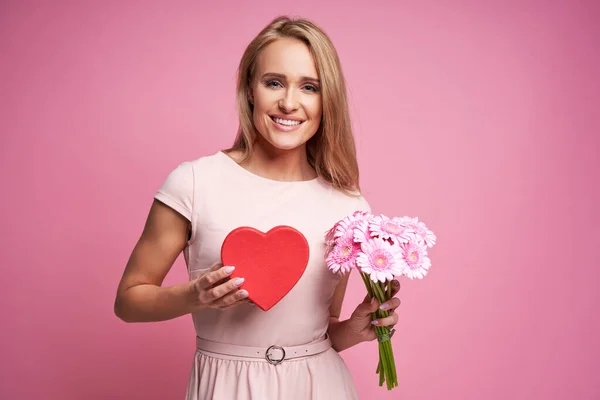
left=371, top=320, right=379, bottom=326
left=224, top=266, right=235, bottom=274
left=238, top=290, right=248, bottom=298
left=233, top=277, right=245, bottom=286
left=380, top=303, right=390, bottom=311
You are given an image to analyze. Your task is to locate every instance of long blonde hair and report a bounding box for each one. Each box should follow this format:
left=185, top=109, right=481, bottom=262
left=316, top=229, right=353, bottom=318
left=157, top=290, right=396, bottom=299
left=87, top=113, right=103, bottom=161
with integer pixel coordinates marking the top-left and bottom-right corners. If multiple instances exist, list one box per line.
left=227, top=16, right=361, bottom=194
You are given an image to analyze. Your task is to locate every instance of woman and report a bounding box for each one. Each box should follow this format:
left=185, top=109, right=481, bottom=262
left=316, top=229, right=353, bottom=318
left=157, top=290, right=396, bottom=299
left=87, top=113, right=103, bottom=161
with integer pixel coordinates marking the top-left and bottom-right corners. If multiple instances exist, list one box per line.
left=114, top=16, right=401, bottom=399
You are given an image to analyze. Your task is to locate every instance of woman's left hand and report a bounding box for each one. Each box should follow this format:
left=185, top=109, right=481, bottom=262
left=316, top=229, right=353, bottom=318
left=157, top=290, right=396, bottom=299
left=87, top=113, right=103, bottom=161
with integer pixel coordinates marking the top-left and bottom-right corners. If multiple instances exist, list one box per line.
left=347, top=280, right=401, bottom=342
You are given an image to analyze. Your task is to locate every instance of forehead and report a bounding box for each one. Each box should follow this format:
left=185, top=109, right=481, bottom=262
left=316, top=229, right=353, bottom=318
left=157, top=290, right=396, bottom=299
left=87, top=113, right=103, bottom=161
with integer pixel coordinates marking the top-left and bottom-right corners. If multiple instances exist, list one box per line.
left=256, top=38, right=318, bottom=79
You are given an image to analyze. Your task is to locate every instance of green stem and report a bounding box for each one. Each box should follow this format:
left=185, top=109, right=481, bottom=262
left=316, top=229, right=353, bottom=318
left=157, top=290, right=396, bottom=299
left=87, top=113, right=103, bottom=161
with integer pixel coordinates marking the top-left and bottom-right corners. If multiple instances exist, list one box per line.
left=375, top=281, right=399, bottom=389
left=360, top=272, right=374, bottom=299
left=371, top=281, right=389, bottom=388
left=378, top=355, right=384, bottom=386
left=385, top=339, right=398, bottom=388
left=376, top=327, right=386, bottom=387
left=385, top=340, right=393, bottom=389
left=360, top=276, right=400, bottom=390
left=388, top=341, right=397, bottom=388
left=379, top=341, right=387, bottom=389
left=371, top=281, right=388, bottom=304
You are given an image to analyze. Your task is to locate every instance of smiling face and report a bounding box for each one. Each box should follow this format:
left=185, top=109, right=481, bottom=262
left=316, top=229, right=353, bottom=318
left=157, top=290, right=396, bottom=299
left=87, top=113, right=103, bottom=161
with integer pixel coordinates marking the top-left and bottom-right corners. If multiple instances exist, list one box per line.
left=249, top=38, right=323, bottom=153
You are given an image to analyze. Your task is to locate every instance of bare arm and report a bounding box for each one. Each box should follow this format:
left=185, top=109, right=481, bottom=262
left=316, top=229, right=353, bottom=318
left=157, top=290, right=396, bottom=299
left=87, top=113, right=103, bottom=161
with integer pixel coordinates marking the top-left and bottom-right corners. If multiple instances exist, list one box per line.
left=327, top=271, right=368, bottom=352
left=327, top=272, right=402, bottom=352
left=115, top=199, right=250, bottom=323
left=114, top=200, right=197, bottom=322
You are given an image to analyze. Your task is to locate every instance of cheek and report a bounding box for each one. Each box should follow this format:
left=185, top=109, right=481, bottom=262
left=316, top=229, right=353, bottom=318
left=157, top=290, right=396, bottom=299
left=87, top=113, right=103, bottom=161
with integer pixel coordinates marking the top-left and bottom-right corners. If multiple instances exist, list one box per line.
left=253, top=85, right=276, bottom=107
left=306, top=97, right=322, bottom=122
left=252, top=111, right=269, bottom=136
left=251, top=98, right=267, bottom=119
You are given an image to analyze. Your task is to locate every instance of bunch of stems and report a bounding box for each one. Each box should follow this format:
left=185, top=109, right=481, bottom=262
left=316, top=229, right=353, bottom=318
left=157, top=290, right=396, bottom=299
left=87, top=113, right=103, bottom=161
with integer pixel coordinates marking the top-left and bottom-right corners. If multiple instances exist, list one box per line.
left=359, top=272, right=398, bottom=390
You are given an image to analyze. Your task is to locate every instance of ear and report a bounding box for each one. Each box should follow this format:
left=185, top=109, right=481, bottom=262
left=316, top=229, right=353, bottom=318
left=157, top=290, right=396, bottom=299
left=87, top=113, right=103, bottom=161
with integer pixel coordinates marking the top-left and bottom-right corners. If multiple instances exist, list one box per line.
left=247, top=85, right=254, bottom=105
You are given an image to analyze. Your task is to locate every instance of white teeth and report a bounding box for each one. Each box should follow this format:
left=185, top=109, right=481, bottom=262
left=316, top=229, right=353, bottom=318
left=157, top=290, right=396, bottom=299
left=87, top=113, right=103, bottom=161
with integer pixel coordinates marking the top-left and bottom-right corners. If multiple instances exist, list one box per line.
left=273, top=117, right=302, bottom=126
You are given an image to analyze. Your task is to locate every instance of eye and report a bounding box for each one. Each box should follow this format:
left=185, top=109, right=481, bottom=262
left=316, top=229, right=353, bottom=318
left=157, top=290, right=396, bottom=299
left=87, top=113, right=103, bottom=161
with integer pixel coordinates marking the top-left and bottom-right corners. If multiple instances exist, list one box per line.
left=265, top=80, right=282, bottom=89
left=303, top=84, right=320, bottom=93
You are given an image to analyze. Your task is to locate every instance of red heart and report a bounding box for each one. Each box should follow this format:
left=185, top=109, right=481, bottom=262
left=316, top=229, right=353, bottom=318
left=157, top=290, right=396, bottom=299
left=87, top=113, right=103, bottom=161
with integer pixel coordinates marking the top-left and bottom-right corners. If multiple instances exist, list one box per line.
left=220, top=226, right=310, bottom=311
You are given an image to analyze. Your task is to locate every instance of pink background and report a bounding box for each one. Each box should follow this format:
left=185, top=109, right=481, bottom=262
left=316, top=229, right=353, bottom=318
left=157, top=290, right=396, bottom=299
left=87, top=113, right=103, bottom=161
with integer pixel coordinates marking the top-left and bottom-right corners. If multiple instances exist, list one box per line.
left=1, top=1, right=599, bottom=399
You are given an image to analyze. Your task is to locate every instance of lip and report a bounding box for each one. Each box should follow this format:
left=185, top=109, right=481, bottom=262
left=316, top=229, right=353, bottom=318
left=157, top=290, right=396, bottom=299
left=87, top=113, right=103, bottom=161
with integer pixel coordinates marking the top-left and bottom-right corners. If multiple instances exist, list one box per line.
left=270, top=114, right=305, bottom=122
left=270, top=115, right=305, bottom=132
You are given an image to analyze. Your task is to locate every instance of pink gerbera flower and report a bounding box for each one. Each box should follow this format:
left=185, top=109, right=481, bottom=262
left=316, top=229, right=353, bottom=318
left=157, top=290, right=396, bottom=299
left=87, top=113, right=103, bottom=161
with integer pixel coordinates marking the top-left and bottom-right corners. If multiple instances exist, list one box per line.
left=324, top=223, right=339, bottom=254
left=401, top=236, right=431, bottom=279
left=369, top=214, right=413, bottom=244
left=356, top=238, right=406, bottom=282
left=352, top=220, right=370, bottom=243
left=399, top=217, right=437, bottom=247
left=353, top=210, right=369, bottom=218
left=334, top=211, right=372, bottom=242
left=326, top=236, right=360, bottom=274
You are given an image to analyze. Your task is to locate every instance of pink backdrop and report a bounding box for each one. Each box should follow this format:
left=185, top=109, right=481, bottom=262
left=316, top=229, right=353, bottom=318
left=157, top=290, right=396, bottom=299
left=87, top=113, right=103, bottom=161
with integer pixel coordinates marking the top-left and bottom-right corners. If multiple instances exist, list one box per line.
left=1, top=1, right=599, bottom=399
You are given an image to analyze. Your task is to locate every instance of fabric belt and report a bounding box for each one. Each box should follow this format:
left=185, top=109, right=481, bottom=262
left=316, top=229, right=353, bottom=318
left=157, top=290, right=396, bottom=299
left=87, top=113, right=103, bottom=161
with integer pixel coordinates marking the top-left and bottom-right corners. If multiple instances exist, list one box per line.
left=195, top=335, right=332, bottom=365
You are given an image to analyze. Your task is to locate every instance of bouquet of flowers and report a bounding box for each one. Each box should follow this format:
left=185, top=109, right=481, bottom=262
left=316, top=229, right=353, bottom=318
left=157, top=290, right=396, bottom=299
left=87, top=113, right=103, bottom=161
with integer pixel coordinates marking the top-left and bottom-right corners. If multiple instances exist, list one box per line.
left=324, top=211, right=436, bottom=390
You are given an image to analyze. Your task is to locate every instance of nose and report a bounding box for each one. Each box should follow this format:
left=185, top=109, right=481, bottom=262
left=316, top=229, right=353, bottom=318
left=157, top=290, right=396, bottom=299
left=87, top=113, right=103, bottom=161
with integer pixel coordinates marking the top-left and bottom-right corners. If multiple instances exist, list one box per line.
left=278, top=88, right=299, bottom=113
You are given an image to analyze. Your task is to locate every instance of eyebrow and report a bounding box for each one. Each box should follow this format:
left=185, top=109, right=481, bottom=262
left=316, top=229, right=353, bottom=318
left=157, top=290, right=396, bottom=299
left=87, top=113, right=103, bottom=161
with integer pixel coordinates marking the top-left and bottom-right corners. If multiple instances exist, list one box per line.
left=261, top=72, right=320, bottom=85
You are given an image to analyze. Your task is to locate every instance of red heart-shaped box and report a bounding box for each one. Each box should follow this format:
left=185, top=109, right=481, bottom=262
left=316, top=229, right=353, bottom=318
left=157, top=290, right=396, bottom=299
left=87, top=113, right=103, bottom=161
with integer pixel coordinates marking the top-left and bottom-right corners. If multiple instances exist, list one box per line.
left=220, top=225, right=310, bottom=311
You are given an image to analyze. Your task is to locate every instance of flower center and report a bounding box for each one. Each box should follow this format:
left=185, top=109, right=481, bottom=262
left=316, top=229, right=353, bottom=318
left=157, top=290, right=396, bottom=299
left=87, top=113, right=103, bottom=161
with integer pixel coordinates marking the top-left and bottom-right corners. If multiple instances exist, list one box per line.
left=370, top=249, right=391, bottom=271
left=342, top=245, right=352, bottom=257
left=409, top=251, right=418, bottom=262
left=382, top=221, right=400, bottom=234
left=406, top=248, right=420, bottom=268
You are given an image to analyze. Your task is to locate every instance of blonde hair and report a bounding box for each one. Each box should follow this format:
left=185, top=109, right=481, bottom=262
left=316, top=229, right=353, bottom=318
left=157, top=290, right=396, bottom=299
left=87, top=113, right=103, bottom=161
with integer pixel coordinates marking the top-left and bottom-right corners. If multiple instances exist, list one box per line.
left=226, top=16, right=361, bottom=194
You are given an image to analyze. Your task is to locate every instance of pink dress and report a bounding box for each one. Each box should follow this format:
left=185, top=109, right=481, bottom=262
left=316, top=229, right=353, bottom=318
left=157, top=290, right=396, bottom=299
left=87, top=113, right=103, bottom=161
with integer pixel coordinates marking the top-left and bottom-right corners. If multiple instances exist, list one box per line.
left=154, top=151, right=370, bottom=400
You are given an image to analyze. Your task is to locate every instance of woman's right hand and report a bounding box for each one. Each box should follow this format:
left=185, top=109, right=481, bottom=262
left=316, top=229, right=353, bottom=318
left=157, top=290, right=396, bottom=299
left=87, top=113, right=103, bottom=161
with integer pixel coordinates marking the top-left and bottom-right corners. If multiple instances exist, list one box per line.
left=191, top=263, right=250, bottom=310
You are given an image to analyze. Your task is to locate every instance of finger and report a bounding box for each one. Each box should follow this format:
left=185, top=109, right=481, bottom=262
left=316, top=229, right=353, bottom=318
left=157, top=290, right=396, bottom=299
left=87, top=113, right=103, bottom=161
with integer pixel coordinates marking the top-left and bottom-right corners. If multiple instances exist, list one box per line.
left=211, top=275, right=232, bottom=288
left=197, top=265, right=236, bottom=290
left=196, top=263, right=224, bottom=288
left=209, top=266, right=233, bottom=288
left=214, top=289, right=249, bottom=309
left=378, top=297, right=401, bottom=312
left=390, top=298, right=401, bottom=313
left=364, top=329, right=378, bottom=342
left=389, top=279, right=401, bottom=296
left=204, top=276, right=245, bottom=302
left=208, top=262, right=224, bottom=272
left=354, top=297, right=379, bottom=317
left=371, top=311, right=399, bottom=328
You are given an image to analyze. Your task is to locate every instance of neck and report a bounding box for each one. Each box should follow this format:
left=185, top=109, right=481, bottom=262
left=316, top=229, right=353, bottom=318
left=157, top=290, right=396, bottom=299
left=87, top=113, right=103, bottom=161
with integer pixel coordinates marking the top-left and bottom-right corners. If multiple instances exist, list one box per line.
left=241, top=139, right=317, bottom=182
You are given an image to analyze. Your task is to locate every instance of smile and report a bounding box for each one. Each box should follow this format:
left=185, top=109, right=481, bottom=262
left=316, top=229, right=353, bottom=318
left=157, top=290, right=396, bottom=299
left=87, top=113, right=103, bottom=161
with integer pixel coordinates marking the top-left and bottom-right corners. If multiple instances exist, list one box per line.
left=270, top=116, right=304, bottom=126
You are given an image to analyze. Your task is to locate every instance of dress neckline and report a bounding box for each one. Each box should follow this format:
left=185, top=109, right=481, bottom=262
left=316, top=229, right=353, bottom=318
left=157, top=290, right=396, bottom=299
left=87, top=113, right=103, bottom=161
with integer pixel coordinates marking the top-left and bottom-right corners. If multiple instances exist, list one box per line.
left=217, top=151, right=320, bottom=185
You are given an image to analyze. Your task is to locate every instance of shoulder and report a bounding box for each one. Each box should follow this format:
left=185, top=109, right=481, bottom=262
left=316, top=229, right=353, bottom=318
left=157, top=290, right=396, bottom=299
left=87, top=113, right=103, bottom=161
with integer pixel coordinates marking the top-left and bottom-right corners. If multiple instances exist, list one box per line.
left=154, top=151, right=224, bottom=220
left=161, top=151, right=224, bottom=180
left=325, top=184, right=372, bottom=214
left=188, top=151, right=226, bottom=173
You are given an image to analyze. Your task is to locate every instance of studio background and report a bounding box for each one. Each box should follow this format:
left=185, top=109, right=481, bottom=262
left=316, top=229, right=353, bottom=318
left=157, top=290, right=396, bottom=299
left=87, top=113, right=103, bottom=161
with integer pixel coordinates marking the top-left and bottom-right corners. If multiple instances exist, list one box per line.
left=1, top=1, right=599, bottom=399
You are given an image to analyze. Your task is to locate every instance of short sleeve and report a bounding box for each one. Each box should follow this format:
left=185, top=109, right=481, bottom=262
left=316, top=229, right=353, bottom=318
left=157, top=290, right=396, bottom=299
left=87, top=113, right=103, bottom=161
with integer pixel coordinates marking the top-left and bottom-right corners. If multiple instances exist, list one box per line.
left=154, top=161, right=194, bottom=221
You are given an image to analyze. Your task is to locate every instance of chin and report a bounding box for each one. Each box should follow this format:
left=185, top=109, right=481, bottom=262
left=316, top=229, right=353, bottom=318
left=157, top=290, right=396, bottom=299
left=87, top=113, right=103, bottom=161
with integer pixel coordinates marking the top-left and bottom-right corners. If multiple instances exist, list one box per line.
left=265, top=136, right=306, bottom=152
left=258, top=128, right=316, bottom=152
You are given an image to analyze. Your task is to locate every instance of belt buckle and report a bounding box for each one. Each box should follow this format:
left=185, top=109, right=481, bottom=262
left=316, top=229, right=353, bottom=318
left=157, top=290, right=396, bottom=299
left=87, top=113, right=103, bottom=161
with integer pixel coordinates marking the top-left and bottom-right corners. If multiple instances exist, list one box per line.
left=265, top=345, right=286, bottom=365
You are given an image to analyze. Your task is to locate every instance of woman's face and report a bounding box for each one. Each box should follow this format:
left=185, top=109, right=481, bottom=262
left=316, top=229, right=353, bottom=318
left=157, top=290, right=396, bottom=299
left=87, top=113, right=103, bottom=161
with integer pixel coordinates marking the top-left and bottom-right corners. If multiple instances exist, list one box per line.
left=249, top=38, right=322, bottom=153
